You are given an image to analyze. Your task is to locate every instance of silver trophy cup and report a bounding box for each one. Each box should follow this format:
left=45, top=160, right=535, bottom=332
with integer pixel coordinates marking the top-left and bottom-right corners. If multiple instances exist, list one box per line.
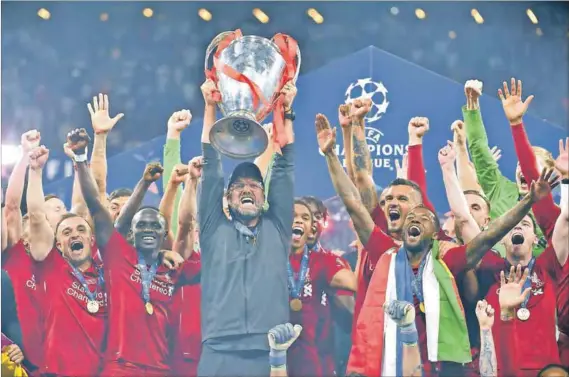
left=205, top=32, right=300, bottom=159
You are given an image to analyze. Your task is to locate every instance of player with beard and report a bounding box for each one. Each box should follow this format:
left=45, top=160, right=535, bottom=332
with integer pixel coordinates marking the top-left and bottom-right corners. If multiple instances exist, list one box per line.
left=26, top=145, right=107, bottom=376
left=301, top=195, right=354, bottom=376
left=66, top=128, right=200, bottom=376
left=287, top=199, right=356, bottom=377
left=196, top=79, right=296, bottom=376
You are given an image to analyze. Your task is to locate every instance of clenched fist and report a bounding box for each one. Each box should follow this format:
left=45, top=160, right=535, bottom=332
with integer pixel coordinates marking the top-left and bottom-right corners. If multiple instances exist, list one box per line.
left=201, top=79, right=220, bottom=106
left=464, top=79, right=483, bottom=111
left=450, top=120, right=466, bottom=146
left=408, top=117, right=430, bottom=143
left=338, top=104, right=352, bottom=128
left=66, top=128, right=91, bottom=155
left=28, top=146, right=50, bottom=171
left=21, top=130, right=41, bottom=153
left=87, top=93, right=124, bottom=134
left=351, top=97, right=372, bottom=122
left=167, top=110, right=192, bottom=135
left=189, top=156, right=204, bottom=179
left=143, top=162, right=164, bottom=183
left=315, top=114, right=336, bottom=155
left=438, top=141, right=457, bottom=167
left=169, top=164, right=189, bottom=185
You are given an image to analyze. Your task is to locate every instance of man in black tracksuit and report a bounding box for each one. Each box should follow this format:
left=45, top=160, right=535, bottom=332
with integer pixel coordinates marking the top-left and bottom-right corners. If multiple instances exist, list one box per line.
left=197, top=79, right=297, bottom=376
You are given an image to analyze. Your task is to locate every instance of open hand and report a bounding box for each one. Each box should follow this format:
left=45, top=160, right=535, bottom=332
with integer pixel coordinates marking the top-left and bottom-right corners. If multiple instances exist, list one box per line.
left=2, top=344, right=24, bottom=364
left=87, top=93, right=124, bottom=134
left=28, top=146, right=50, bottom=171
left=438, top=141, right=457, bottom=167
left=21, top=129, right=41, bottom=153
left=143, top=162, right=164, bottom=183
left=315, top=114, right=337, bottom=154
left=66, top=128, right=91, bottom=155
left=490, top=146, right=502, bottom=164
left=555, top=137, right=569, bottom=179
left=464, top=79, right=483, bottom=111
left=498, top=78, right=534, bottom=125
left=529, top=168, right=558, bottom=203
left=499, top=265, right=531, bottom=311
left=268, top=323, right=302, bottom=351
left=201, top=79, right=220, bottom=106
left=167, top=110, right=192, bottom=135
left=408, top=117, right=430, bottom=140
left=188, top=156, right=204, bottom=179
left=475, top=300, right=495, bottom=330
left=170, top=164, right=189, bottom=185
left=281, top=80, right=297, bottom=110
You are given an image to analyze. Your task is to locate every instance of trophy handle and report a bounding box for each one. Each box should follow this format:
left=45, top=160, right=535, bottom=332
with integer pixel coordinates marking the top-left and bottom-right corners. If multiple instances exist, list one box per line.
left=293, top=45, right=301, bottom=84
left=204, top=31, right=236, bottom=73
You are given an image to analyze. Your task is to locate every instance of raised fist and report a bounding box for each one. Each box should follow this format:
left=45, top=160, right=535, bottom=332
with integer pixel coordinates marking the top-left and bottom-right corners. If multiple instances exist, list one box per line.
left=87, top=93, right=124, bottom=134
left=280, top=80, right=297, bottom=110
left=268, top=323, right=302, bottom=351
left=66, top=128, right=91, bottom=155
left=28, top=146, right=50, bottom=171
left=188, top=156, right=204, bottom=179
left=170, top=164, right=189, bottom=185
left=143, top=162, right=164, bottom=183
left=351, top=97, right=372, bottom=121
left=438, top=141, right=457, bottom=167
left=315, top=114, right=336, bottom=155
left=408, top=117, right=430, bottom=139
left=384, top=300, right=415, bottom=327
left=21, top=130, right=41, bottom=153
left=201, top=79, right=220, bottom=106
left=475, top=300, right=494, bottom=330
left=450, top=120, right=466, bottom=146
left=338, top=104, right=352, bottom=128
left=464, top=79, right=483, bottom=110
left=168, top=110, right=192, bottom=134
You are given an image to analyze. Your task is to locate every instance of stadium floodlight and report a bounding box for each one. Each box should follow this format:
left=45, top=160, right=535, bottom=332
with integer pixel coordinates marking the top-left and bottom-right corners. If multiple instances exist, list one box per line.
left=1, top=145, right=23, bottom=166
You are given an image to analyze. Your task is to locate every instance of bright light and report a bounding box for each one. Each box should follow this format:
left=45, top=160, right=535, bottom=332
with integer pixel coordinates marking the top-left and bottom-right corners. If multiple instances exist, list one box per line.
left=307, top=8, right=324, bottom=24
left=198, top=8, right=212, bottom=21
left=536, top=27, right=543, bottom=36
left=390, top=7, right=399, bottom=16
left=448, top=30, right=457, bottom=39
left=526, top=9, right=538, bottom=24
left=415, top=8, right=426, bottom=20
left=37, top=8, right=50, bottom=20
left=471, top=9, right=484, bottom=24
left=142, top=8, right=154, bottom=18
left=100, top=13, right=109, bottom=22
left=1, top=145, right=23, bottom=166
left=253, top=8, right=269, bottom=24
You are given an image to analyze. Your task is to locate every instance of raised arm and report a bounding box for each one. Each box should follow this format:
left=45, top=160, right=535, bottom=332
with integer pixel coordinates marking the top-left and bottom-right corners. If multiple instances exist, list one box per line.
left=163, top=109, right=192, bottom=237
left=338, top=104, right=356, bottom=183
left=174, top=157, right=202, bottom=260
left=316, top=114, right=375, bottom=245
left=159, top=164, right=188, bottom=250
left=4, top=130, right=40, bottom=247
left=62, top=143, right=91, bottom=223
left=406, top=117, right=435, bottom=211
left=452, top=120, right=484, bottom=192
left=475, top=300, right=497, bottom=377
left=88, top=93, right=124, bottom=205
left=199, top=80, right=225, bottom=237
left=349, top=99, right=379, bottom=214
left=552, top=177, right=569, bottom=266
left=115, top=162, right=164, bottom=236
left=26, top=146, right=55, bottom=261
left=266, top=82, right=296, bottom=235
left=465, top=169, right=557, bottom=269
left=67, top=129, right=115, bottom=248
left=439, top=141, right=481, bottom=244
left=254, top=124, right=278, bottom=180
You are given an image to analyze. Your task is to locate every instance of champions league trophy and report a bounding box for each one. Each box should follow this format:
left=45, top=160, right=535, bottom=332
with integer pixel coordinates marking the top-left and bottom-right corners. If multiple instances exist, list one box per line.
left=204, top=31, right=301, bottom=159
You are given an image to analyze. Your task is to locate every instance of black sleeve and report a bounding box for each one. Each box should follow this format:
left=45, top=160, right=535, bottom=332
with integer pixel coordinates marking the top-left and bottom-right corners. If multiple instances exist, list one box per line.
left=1, top=269, right=23, bottom=346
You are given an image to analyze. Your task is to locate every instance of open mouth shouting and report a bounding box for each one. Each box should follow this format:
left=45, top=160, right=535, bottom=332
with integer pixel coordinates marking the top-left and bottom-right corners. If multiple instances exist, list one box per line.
left=240, top=194, right=256, bottom=209
left=406, top=223, right=422, bottom=241
left=70, top=239, right=85, bottom=254
left=292, top=225, right=305, bottom=242
left=388, top=207, right=402, bottom=222
left=511, top=231, right=525, bottom=245
left=518, top=173, right=528, bottom=191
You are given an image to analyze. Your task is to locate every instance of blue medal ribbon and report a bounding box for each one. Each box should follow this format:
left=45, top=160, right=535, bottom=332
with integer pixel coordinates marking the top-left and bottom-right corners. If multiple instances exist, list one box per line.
left=519, top=257, right=536, bottom=309
left=138, top=253, right=158, bottom=305
left=410, top=253, right=429, bottom=306
left=287, top=246, right=310, bottom=299
left=68, top=262, right=104, bottom=303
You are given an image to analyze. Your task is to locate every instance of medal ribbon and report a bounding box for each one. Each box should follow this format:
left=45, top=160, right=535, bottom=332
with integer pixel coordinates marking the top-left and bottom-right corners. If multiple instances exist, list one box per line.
left=138, top=254, right=158, bottom=305
left=287, top=246, right=310, bottom=299
left=519, top=257, right=536, bottom=309
left=410, top=253, right=429, bottom=305
left=68, top=262, right=104, bottom=303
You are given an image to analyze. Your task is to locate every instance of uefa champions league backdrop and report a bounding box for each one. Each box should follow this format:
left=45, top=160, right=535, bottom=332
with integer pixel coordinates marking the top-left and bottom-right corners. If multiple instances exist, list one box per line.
left=44, top=46, right=566, bottom=251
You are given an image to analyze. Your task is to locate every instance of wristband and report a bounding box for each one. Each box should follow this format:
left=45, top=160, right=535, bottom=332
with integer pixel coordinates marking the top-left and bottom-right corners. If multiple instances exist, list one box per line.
left=399, top=322, right=418, bottom=345
left=269, top=349, right=286, bottom=368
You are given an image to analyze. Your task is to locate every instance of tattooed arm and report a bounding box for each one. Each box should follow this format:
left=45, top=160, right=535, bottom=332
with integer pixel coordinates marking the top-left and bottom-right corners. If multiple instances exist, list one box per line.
left=338, top=104, right=356, bottom=182
left=475, top=300, right=497, bottom=377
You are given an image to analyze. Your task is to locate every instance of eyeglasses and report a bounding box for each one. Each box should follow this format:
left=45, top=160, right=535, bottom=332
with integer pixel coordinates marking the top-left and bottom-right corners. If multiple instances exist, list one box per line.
left=231, top=181, right=263, bottom=191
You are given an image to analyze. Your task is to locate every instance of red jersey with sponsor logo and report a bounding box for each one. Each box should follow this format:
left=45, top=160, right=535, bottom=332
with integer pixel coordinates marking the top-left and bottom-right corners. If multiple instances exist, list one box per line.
left=101, top=231, right=201, bottom=371
left=2, top=240, right=42, bottom=369
left=287, top=251, right=346, bottom=377
left=34, top=248, right=107, bottom=376
left=479, top=246, right=562, bottom=375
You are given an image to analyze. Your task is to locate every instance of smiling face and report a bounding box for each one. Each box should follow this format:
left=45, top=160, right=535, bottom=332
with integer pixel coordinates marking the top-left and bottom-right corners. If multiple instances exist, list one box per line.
left=305, top=201, right=325, bottom=246
left=131, top=208, right=168, bottom=252
left=402, top=206, right=439, bottom=254
left=45, top=197, right=68, bottom=230
left=291, top=203, right=313, bottom=251
left=381, top=185, right=423, bottom=236
left=56, top=215, right=94, bottom=267
left=227, top=178, right=265, bottom=221
left=502, top=214, right=537, bottom=261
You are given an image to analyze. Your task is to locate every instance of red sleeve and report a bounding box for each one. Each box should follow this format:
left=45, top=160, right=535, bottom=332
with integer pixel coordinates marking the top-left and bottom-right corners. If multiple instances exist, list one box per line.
left=33, top=248, right=65, bottom=282
left=441, top=245, right=468, bottom=277
left=536, top=244, right=563, bottom=282
left=511, top=124, right=560, bottom=238
left=371, top=205, right=388, bottom=233
left=100, top=230, right=135, bottom=266
left=321, top=253, right=349, bottom=285
left=334, top=289, right=353, bottom=296
left=179, top=252, right=201, bottom=282
left=364, top=226, right=397, bottom=266
left=497, top=320, right=518, bottom=377
left=478, top=251, right=504, bottom=274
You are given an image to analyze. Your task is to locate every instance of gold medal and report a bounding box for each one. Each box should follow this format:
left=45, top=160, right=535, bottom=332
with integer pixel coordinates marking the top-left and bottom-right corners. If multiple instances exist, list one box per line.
left=517, top=308, right=530, bottom=321
left=145, top=302, right=154, bottom=315
left=419, top=302, right=425, bottom=313
left=290, top=298, right=302, bottom=312
left=87, top=300, right=100, bottom=314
